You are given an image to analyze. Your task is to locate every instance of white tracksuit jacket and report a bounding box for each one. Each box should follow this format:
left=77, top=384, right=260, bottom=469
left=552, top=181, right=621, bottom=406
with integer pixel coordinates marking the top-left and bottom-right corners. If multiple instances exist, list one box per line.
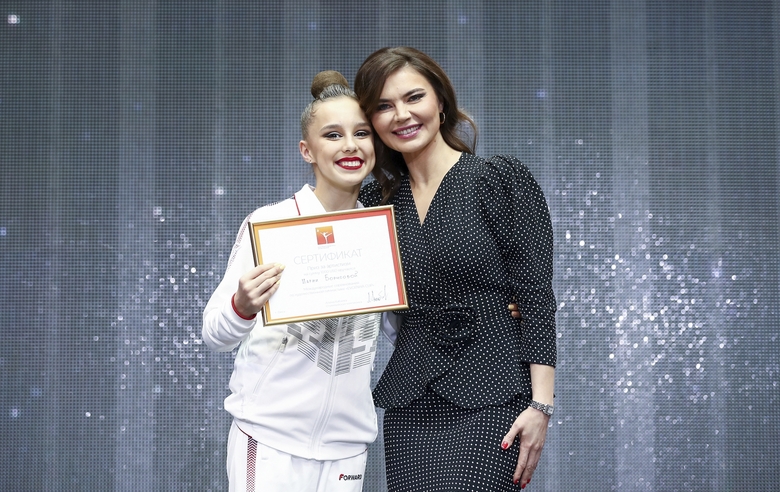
left=202, top=184, right=382, bottom=461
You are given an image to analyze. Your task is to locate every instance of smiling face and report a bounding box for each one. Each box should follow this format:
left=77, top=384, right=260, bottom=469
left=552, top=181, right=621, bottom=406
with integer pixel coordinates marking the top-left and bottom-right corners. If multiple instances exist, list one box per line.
left=370, top=66, right=444, bottom=161
left=299, top=96, right=375, bottom=195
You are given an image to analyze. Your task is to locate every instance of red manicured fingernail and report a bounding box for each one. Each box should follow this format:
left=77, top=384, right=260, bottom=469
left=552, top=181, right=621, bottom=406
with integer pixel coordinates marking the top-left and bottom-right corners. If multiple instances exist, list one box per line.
left=501, top=442, right=509, bottom=450
left=521, top=484, right=526, bottom=489
left=513, top=478, right=519, bottom=484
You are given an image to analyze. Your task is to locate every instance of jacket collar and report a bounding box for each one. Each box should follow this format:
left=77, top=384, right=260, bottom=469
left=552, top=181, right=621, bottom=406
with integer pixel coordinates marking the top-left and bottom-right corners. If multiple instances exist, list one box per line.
left=292, top=184, right=364, bottom=216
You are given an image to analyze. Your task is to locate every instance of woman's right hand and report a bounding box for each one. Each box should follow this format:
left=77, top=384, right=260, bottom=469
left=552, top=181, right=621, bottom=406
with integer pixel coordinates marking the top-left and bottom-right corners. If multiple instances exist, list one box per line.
left=232, top=263, right=285, bottom=318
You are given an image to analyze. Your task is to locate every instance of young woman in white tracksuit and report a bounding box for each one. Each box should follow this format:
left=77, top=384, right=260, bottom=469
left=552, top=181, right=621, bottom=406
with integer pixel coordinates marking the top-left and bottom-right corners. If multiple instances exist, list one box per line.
left=202, top=71, right=384, bottom=492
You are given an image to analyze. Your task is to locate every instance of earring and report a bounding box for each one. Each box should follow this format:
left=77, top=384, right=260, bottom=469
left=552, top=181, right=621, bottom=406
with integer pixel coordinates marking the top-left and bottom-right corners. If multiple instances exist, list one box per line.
left=439, top=112, right=446, bottom=124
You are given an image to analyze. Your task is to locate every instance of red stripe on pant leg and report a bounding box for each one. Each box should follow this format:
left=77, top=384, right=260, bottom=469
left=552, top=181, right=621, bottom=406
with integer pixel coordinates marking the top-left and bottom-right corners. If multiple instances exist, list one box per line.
left=246, top=437, right=257, bottom=492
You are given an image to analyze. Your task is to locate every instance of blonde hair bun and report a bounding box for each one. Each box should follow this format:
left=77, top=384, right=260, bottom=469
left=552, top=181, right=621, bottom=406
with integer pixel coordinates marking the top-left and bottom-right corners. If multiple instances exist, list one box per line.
left=311, top=70, right=350, bottom=98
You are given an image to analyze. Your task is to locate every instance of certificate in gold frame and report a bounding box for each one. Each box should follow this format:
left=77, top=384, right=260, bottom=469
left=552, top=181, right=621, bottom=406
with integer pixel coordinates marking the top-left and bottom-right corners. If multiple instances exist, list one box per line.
left=248, top=205, right=408, bottom=326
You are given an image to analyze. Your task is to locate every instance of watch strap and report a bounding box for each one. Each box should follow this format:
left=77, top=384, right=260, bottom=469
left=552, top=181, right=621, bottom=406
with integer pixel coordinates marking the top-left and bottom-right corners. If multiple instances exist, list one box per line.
left=529, top=400, right=554, bottom=416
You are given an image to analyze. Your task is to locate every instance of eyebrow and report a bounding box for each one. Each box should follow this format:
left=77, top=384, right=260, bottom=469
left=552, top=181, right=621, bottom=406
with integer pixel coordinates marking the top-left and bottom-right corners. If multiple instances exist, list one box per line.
left=320, top=124, right=343, bottom=132
left=378, top=88, right=426, bottom=102
left=319, top=121, right=370, bottom=132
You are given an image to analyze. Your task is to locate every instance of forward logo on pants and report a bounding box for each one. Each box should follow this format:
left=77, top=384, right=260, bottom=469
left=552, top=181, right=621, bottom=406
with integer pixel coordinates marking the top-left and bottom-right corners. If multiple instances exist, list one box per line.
left=338, top=473, right=362, bottom=481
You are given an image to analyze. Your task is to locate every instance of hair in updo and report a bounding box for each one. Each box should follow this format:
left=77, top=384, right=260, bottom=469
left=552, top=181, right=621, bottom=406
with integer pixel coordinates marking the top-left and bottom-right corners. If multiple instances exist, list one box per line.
left=300, top=70, right=358, bottom=138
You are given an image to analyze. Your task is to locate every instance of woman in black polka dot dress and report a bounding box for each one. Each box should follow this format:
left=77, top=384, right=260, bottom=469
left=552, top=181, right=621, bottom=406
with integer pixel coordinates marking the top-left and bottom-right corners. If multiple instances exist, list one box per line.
left=356, top=47, right=557, bottom=491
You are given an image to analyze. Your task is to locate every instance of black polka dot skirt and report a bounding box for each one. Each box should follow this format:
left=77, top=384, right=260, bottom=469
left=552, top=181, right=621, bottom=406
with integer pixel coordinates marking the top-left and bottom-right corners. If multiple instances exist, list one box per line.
left=383, top=389, right=530, bottom=491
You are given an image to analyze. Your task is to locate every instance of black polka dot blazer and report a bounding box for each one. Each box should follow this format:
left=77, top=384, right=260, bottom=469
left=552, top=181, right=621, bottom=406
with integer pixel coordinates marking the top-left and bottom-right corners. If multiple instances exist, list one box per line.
left=360, top=154, right=557, bottom=409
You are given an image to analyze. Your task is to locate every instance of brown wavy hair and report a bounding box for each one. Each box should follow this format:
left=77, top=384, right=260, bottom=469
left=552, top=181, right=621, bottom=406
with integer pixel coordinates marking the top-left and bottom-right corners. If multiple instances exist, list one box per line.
left=354, top=47, right=477, bottom=203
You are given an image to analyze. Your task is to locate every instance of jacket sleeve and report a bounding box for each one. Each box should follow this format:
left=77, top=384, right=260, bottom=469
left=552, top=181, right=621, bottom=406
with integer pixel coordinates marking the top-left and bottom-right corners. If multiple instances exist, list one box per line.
left=202, top=215, right=259, bottom=352
left=482, top=155, right=557, bottom=367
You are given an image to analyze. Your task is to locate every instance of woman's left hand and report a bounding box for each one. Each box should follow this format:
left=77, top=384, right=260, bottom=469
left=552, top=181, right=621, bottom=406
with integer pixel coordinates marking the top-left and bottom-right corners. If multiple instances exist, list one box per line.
left=501, top=406, right=550, bottom=489
left=508, top=303, right=522, bottom=319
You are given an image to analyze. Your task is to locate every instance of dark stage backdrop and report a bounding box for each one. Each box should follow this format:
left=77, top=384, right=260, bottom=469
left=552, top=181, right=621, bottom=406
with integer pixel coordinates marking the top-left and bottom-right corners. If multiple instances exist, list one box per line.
left=1, top=1, right=779, bottom=491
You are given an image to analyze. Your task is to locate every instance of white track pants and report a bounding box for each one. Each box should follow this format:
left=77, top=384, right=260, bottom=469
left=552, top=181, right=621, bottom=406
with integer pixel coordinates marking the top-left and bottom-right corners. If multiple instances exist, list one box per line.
left=226, top=421, right=367, bottom=492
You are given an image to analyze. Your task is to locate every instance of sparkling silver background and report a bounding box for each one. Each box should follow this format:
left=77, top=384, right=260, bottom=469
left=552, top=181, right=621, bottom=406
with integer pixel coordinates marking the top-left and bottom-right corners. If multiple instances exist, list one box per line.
left=1, top=1, right=779, bottom=491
